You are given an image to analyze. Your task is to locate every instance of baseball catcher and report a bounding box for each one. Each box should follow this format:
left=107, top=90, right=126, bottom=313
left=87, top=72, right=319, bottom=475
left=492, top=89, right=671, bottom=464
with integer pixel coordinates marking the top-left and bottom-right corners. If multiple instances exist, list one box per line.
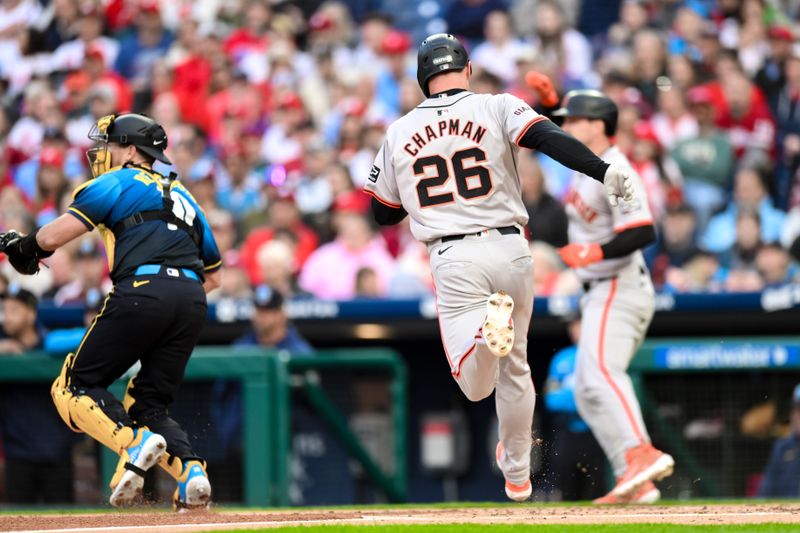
left=1, top=113, right=222, bottom=510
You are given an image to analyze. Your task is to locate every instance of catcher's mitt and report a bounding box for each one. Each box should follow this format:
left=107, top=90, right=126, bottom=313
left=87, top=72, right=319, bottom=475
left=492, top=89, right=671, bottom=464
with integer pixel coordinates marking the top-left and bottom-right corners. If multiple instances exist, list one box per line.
left=0, top=230, right=41, bottom=275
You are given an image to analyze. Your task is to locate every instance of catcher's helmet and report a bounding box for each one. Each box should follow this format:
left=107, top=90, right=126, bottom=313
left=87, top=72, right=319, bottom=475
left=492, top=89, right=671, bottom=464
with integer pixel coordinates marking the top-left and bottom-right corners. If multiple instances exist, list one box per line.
left=87, top=113, right=171, bottom=177
left=552, top=90, right=618, bottom=137
left=416, top=33, right=469, bottom=97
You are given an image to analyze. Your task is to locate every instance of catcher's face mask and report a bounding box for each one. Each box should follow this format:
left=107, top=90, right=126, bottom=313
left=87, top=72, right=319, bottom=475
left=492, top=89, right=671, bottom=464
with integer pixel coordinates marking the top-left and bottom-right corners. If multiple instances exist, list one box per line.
left=86, top=114, right=115, bottom=178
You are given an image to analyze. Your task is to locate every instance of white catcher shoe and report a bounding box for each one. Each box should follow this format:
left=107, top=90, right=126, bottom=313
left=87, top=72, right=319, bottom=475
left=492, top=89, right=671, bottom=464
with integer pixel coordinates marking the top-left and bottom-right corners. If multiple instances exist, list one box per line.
left=483, top=291, right=514, bottom=357
left=109, top=428, right=167, bottom=507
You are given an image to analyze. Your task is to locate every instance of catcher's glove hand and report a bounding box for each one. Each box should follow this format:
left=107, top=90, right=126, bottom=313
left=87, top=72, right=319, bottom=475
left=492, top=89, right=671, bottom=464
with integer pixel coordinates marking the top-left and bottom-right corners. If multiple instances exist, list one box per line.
left=0, top=230, right=41, bottom=275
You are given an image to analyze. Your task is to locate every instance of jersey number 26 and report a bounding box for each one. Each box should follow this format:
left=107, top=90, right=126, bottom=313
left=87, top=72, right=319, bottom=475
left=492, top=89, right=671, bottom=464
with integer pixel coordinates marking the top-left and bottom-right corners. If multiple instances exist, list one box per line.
left=415, top=147, right=492, bottom=207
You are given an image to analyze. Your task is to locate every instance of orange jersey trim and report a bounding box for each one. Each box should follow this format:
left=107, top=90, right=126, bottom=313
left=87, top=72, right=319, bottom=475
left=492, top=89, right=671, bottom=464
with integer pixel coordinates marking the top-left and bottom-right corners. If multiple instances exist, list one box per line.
left=514, top=116, right=549, bottom=146
left=364, top=189, right=403, bottom=209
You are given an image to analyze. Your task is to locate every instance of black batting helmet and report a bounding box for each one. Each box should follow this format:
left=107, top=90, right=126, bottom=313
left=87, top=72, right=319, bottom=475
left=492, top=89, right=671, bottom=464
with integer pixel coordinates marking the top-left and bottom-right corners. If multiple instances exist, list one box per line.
left=416, top=33, right=469, bottom=97
left=552, top=90, right=618, bottom=137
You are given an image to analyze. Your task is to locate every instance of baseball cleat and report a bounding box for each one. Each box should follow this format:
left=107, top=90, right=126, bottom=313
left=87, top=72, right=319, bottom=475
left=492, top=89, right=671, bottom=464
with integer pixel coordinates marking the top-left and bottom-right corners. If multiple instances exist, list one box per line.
left=593, top=480, right=661, bottom=505
left=173, top=460, right=212, bottom=512
left=483, top=291, right=514, bottom=357
left=109, top=428, right=167, bottom=507
left=495, top=442, right=532, bottom=502
left=611, top=444, right=674, bottom=498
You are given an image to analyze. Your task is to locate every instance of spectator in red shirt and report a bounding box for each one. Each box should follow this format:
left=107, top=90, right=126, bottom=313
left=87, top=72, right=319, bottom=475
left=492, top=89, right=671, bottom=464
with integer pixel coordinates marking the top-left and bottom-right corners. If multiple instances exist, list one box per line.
left=33, top=147, right=69, bottom=226
left=82, top=44, right=133, bottom=112
left=168, top=20, right=216, bottom=130
left=704, top=51, right=776, bottom=168
left=223, top=0, right=271, bottom=62
left=206, top=65, right=264, bottom=148
left=240, top=192, right=319, bottom=285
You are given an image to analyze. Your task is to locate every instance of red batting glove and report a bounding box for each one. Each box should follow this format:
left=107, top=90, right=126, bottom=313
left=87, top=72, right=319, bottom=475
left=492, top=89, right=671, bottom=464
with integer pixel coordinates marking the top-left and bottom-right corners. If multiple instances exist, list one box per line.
left=558, top=243, right=604, bottom=268
left=524, top=71, right=559, bottom=108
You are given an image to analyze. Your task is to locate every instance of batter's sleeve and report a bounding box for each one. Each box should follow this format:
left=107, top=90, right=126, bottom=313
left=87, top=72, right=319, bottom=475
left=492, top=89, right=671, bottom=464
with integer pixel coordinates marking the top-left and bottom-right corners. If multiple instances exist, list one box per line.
left=363, top=140, right=402, bottom=209
left=67, top=175, right=122, bottom=229
left=609, top=166, right=654, bottom=232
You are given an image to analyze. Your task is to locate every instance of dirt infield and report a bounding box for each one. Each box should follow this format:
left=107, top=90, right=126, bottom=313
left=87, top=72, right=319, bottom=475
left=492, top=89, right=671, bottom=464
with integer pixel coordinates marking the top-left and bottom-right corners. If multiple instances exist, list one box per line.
left=1, top=503, right=799, bottom=532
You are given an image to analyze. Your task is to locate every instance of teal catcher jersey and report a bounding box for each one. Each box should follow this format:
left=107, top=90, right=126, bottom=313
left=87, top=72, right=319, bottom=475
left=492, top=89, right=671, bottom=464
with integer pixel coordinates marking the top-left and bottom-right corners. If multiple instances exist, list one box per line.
left=68, top=165, right=221, bottom=282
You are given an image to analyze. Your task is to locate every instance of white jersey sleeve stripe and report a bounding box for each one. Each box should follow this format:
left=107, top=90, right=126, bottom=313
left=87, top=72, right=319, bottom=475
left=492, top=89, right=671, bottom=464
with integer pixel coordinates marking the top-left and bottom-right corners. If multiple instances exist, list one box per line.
left=365, top=189, right=403, bottom=209
left=514, top=116, right=548, bottom=146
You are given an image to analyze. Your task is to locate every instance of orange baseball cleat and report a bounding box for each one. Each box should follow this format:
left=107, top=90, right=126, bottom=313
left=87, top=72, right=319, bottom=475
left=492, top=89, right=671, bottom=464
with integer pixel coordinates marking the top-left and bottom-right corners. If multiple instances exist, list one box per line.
left=611, top=444, right=675, bottom=498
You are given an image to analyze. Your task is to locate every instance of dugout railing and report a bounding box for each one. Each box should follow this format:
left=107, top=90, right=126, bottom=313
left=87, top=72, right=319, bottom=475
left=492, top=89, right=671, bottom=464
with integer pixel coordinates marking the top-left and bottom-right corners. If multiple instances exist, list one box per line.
left=630, top=337, right=800, bottom=498
left=0, top=347, right=408, bottom=507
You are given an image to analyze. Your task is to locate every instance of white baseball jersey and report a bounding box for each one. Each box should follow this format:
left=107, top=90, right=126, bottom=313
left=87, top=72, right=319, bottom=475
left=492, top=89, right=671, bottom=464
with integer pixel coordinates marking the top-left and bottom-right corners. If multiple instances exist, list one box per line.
left=364, top=90, right=540, bottom=489
left=564, top=146, right=653, bottom=280
left=364, top=91, right=545, bottom=242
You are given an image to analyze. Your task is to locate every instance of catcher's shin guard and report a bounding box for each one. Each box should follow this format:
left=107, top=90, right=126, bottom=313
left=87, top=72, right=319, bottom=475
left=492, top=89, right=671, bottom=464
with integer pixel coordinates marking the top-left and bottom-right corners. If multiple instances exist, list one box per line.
left=51, top=353, right=135, bottom=453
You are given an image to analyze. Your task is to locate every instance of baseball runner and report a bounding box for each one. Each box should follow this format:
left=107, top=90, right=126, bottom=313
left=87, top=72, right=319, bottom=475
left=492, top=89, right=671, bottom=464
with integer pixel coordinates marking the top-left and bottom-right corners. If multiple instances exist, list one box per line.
left=0, top=114, right=221, bottom=510
left=364, top=33, right=636, bottom=501
left=548, top=89, right=675, bottom=504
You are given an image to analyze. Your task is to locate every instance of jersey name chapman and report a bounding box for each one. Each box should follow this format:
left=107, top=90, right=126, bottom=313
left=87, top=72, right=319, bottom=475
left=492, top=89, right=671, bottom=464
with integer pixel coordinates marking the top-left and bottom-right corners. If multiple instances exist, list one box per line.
left=403, top=119, right=487, bottom=156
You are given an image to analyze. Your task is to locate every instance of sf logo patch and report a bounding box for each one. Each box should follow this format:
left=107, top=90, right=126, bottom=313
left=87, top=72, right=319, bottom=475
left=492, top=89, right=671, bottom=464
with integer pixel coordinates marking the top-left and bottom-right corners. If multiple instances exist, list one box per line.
left=369, top=165, right=381, bottom=183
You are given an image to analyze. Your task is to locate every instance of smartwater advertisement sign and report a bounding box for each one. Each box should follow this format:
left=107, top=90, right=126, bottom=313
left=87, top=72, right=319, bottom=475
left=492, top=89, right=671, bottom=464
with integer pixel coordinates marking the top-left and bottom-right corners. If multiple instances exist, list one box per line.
left=654, top=344, right=800, bottom=370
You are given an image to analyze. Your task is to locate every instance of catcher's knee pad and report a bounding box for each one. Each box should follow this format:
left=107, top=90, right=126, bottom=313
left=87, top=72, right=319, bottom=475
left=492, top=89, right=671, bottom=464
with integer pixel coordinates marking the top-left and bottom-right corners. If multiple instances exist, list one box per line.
left=51, top=353, right=79, bottom=431
left=51, top=355, right=135, bottom=454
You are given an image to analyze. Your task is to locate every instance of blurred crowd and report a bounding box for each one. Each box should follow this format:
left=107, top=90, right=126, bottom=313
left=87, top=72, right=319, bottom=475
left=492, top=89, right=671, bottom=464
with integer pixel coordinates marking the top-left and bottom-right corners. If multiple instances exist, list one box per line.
left=1, top=0, right=800, bottom=307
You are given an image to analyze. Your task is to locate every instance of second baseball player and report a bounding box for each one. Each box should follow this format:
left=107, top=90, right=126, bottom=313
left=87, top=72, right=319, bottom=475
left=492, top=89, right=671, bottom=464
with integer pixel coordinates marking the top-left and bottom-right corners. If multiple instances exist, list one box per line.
left=364, top=34, right=636, bottom=501
left=553, top=89, right=675, bottom=503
